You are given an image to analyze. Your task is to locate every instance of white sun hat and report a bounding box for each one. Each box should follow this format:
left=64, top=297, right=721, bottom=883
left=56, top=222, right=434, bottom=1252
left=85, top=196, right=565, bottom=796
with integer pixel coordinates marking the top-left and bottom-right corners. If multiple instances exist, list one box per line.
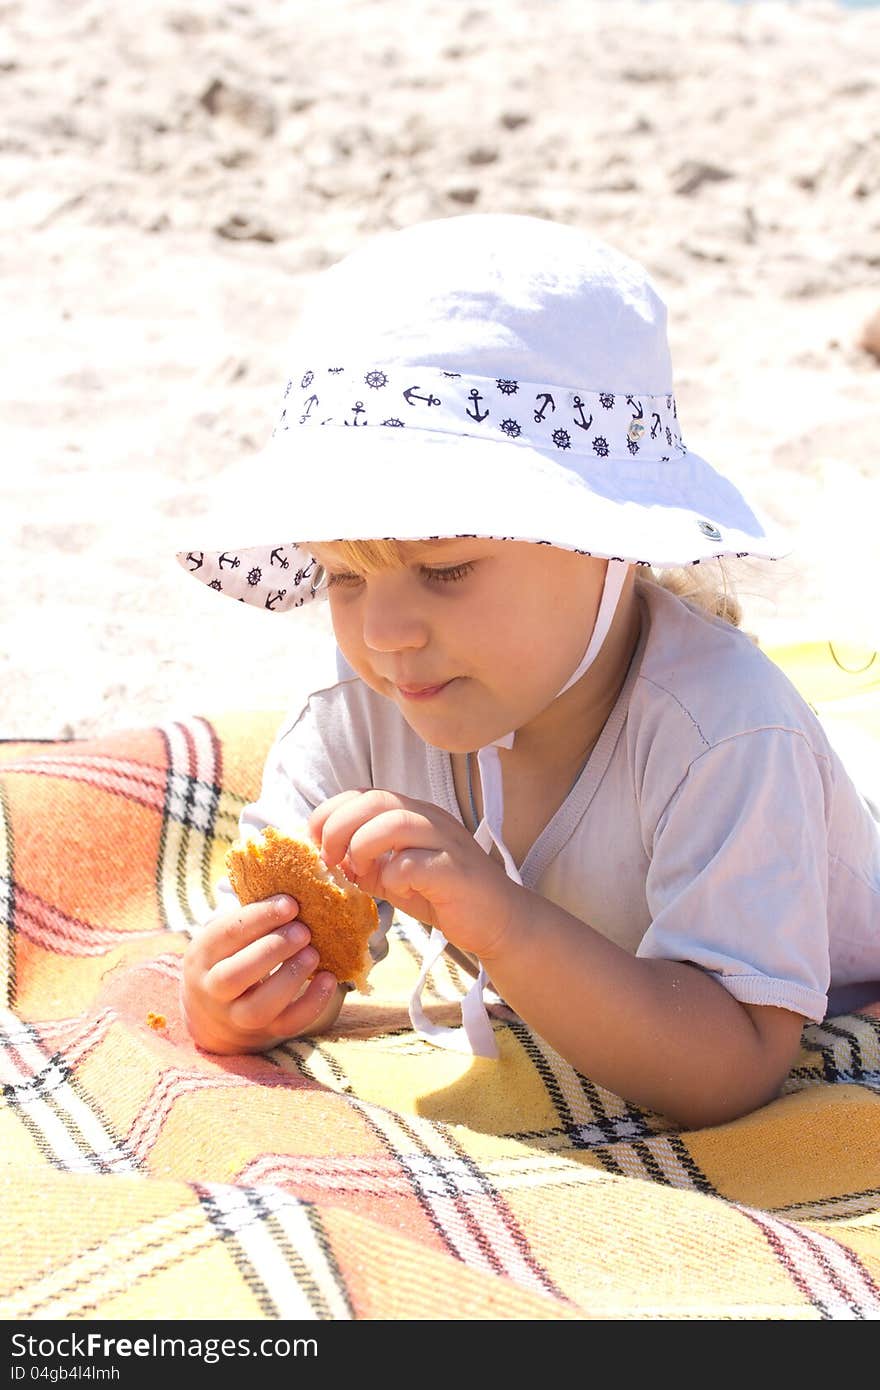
left=178, top=212, right=789, bottom=1058
left=178, top=211, right=787, bottom=607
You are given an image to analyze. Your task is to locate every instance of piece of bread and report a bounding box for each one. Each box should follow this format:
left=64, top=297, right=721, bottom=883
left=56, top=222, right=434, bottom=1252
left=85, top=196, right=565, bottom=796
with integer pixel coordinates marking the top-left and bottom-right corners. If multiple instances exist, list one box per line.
left=225, top=825, right=377, bottom=994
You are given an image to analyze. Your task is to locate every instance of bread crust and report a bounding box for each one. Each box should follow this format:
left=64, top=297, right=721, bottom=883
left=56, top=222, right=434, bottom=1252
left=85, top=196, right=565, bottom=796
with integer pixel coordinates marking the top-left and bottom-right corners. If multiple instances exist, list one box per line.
left=225, top=826, right=378, bottom=993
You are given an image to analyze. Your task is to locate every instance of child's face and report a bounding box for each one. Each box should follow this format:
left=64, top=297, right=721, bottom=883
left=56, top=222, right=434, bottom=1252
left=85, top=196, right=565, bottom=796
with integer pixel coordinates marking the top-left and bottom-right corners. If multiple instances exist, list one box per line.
left=310, top=538, right=611, bottom=753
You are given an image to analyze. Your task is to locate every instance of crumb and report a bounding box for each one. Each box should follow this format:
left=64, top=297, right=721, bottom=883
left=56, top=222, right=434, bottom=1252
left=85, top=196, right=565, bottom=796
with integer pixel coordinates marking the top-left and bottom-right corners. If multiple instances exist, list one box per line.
left=146, top=1011, right=167, bottom=1030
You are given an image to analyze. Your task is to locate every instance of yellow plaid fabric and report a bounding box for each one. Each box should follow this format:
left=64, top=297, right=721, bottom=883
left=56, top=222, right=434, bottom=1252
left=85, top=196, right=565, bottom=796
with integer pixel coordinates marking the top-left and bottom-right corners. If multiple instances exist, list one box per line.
left=1, top=643, right=878, bottom=1320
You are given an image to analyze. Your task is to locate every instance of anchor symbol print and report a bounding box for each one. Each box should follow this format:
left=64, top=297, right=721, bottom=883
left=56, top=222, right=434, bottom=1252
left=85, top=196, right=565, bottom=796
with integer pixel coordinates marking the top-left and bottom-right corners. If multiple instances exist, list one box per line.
left=265, top=590, right=287, bottom=610
left=572, top=396, right=593, bottom=431
left=626, top=398, right=646, bottom=442
left=650, top=412, right=662, bottom=438
left=466, top=388, right=489, bottom=423
left=403, top=386, right=441, bottom=407
left=300, top=394, right=319, bottom=423
left=343, top=401, right=367, bottom=425
left=534, top=392, right=555, bottom=423
left=186, top=551, right=204, bottom=571
left=270, top=547, right=290, bottom=568
left=218, top=553, right=241, bottom=569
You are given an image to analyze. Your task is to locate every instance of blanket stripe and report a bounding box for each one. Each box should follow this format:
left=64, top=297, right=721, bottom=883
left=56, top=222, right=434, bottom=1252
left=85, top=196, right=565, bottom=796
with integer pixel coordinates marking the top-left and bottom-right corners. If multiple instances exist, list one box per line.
left=740, top=1207, right=880, bottom=1319
left=0, top=669, right=878, bottom=1320
left=351, top=1098, right=567, bottom=1299
left=158, top=718, right=225, bottom=933
left=196, top=1184, right=356, bottom=1321
left=0, top=783, right=14, bottom=1008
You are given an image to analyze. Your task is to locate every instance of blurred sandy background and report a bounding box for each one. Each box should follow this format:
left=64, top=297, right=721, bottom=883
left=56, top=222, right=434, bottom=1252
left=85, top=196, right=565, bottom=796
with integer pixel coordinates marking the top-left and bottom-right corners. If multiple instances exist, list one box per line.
left=1, top=0, right=878, bottom=739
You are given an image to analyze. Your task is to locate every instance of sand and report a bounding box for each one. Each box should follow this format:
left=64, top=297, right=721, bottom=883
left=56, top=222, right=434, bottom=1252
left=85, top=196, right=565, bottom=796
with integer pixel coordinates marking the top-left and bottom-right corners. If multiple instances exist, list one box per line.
left=2, top=0, right=879, bottom=739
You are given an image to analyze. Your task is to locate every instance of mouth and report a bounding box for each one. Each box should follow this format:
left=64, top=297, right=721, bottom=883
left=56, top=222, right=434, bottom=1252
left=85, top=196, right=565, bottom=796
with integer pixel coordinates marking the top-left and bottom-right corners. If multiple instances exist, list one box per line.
left=394, top=679, right=453, bottom=701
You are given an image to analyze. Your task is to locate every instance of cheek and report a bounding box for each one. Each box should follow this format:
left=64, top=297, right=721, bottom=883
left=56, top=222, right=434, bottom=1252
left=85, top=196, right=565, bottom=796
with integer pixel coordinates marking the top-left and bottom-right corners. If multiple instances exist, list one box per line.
left=500, top=590, right=600, bottom=691
left=326, top=597, right=363, bottom=659
left=326, top=598, right=394, bottom=698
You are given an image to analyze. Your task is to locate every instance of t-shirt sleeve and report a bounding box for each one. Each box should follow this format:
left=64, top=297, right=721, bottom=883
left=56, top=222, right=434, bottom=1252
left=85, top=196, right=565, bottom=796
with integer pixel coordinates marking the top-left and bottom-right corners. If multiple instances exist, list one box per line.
left=636, top=727, right=832, bottom=1022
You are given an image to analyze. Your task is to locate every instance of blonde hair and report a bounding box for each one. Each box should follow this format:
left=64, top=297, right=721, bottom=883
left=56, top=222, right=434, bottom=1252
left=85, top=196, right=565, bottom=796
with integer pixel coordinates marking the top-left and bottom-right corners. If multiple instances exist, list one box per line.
left=314, top=538, right=410, bottom=574
left=643, top=560, right=743, bottom=628
left=311, top=538, right=747, bottom=630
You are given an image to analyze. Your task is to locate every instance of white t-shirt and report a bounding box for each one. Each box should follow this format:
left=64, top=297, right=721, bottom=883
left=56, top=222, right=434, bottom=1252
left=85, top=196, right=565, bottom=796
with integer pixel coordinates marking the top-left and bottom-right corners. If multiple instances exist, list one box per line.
left=213, top=579, right=880, bottom=1023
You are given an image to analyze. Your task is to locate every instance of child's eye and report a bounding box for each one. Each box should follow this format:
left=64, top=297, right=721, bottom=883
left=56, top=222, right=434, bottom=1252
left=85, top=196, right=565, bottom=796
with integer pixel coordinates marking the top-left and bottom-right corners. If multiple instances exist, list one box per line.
left=327, top=563, right=474, bottom=589
left=421, top=563, right=474, bottom=585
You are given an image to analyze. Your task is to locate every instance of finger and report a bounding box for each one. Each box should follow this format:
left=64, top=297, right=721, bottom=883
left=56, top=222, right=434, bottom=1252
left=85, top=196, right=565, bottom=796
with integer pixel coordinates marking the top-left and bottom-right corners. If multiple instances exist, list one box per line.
left=374, top=845, right=446, bottom=901
left=319, top=790, right=425, bottom=869
left=206, top=921, right=312, bottom=1003
left=362, top=849, right=437, bottom=925
left=197, top=894, right=300, bottom=970
left=307, top=788, right=371, bottom=847
left=344, top=807, right=446, bottom=879
left=227, top=947, right=324, bottom=1032
left=271, top=972, right=342, bottom=1038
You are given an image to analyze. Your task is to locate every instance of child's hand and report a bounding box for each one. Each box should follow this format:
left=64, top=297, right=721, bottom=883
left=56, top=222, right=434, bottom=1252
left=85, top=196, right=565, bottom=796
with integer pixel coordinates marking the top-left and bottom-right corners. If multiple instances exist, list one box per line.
left=309, top=789, right=520, bottom=959
left=181, top=894, right=344, bottom=1054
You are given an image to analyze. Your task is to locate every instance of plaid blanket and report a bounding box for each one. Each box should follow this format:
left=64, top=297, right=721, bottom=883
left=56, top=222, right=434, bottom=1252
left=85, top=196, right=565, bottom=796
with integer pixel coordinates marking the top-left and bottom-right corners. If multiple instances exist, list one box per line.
left=1, top=644, right=879, bottom=1321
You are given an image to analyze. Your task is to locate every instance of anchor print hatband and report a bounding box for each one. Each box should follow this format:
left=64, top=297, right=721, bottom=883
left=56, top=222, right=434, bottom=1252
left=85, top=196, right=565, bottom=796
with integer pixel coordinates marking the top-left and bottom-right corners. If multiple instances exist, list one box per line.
left=277, top=365, right=685, bottom=462
left=179, top=362, right=784, bottom=613
left=182, top=365, right=684, bottom=613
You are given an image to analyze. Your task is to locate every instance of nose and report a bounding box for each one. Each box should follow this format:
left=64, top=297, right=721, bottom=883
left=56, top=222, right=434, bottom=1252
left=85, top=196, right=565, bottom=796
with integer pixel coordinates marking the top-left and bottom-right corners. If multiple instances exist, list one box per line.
left=360, top=574, right=429, bottom=654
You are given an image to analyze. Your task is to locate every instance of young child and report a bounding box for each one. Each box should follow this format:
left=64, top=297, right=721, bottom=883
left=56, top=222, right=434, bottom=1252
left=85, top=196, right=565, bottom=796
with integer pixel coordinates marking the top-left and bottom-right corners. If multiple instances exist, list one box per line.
left=178, top=213, right=880, bottom=1129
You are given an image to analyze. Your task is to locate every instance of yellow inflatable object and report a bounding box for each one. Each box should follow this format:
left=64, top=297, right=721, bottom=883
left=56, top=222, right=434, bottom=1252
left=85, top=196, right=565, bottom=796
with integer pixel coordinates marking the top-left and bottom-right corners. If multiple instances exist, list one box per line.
left=765, top=639, right=880, bottom=743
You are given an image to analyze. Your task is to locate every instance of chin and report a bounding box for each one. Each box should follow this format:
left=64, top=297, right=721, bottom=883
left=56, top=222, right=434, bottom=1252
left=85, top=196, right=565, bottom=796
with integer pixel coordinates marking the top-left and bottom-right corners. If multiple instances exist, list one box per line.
left=433, top=735, right=477, bottom=755
left=392, top=706, right=470, bottom=754
left=398, top=717, right=462, bottom=753
left=402, top=708, right=510, bottom=756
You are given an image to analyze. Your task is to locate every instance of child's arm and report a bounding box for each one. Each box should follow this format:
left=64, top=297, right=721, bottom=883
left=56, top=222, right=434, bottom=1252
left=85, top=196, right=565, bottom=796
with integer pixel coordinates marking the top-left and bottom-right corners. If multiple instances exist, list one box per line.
left=313, top=788, right=806, bottom=1129
left=479, top=888, right=805, bottom=1129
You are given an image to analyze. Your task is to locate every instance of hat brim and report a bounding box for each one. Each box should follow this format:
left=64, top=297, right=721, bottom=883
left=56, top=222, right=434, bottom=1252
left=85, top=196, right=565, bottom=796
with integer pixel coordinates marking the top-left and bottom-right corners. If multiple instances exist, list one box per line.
left=176, top=426, right=789, bottom=612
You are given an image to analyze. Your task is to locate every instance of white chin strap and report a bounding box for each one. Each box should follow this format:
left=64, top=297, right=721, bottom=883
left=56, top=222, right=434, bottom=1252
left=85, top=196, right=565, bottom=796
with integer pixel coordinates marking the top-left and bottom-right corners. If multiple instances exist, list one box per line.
left=409, top=559, right=631, bottom=1057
